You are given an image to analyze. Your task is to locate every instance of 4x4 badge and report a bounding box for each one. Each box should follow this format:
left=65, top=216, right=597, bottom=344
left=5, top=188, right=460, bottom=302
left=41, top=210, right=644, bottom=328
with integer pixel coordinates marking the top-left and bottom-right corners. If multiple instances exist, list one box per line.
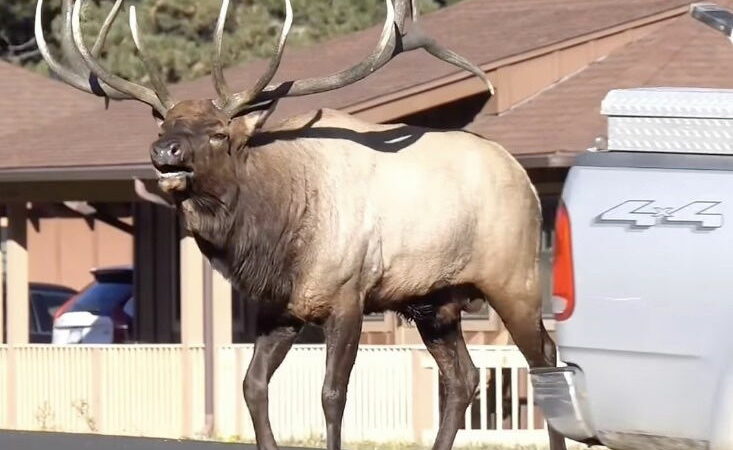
left=598, top=200, right=723, bottom=229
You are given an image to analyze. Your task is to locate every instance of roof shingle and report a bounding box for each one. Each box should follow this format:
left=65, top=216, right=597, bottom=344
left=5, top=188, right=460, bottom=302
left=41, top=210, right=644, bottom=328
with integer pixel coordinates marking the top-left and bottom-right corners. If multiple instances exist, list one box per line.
left=0, top=61, right=99, bottom=138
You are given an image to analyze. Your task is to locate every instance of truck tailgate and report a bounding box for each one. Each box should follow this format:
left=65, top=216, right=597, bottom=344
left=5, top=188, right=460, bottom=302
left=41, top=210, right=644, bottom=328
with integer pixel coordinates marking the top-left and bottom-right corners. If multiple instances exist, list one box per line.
left=558, top=152, right=733, bottom=443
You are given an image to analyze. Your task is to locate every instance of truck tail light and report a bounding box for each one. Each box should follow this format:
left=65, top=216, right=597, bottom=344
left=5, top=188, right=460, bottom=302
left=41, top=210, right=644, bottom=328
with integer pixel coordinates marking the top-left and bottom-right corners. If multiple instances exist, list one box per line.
left=553, top=202, right=575, bottom=321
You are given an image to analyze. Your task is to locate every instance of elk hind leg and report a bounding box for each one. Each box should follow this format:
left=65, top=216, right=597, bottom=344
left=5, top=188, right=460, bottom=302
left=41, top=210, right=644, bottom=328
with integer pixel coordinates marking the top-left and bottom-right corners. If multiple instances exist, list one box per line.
left=415, top=299, right=479, bottom=450
left=483, top=279, right=567, bottom=450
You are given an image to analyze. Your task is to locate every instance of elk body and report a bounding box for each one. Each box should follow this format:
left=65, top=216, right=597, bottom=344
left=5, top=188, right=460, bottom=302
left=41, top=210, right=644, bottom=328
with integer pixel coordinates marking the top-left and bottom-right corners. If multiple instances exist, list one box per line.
left=37, top=1, right=567, bottom=449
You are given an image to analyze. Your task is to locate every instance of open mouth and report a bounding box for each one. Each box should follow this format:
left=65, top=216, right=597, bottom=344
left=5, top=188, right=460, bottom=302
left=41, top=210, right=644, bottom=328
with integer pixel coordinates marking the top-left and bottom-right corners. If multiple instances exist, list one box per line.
left=155, top=165, right=193, bottom=192
left=155, top=165, right=193, bottom=179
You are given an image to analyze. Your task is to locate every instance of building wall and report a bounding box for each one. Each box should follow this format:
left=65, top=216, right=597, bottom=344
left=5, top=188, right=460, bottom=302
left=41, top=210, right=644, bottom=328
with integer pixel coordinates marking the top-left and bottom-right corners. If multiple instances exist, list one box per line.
left=28, top=217, right=133, bottom=291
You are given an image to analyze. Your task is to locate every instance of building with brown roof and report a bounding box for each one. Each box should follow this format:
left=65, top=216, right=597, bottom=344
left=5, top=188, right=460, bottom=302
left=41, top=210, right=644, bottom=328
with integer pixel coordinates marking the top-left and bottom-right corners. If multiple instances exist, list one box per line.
left=0, top=0, right=701, bottom=346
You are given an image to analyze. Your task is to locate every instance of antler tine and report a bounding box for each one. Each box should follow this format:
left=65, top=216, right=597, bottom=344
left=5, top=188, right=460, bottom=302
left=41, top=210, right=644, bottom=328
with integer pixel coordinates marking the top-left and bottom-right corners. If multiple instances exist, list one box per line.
left=91, top=0, right=124, bottom=57
left=245, top=0, right=398, bottom=109
left=129, top=5, right=176, bottom=109
left=35, top=0, right=130, bottom=99
left=393, top=0, right=492, bottom=94
left=212, top=0, right=232, bottom=105
left=392, top=0, right=411, bottom=33
left=223, top=0, right=294, bottom=115
left=401, top=25, right=494, bottom=96
left=71, top=0, right=169, bottom=116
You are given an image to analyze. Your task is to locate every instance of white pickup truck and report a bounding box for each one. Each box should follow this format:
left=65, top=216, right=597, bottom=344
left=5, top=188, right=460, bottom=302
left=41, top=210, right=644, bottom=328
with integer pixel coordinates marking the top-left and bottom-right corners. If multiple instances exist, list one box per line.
left=531, top=4, right=733, bottom=450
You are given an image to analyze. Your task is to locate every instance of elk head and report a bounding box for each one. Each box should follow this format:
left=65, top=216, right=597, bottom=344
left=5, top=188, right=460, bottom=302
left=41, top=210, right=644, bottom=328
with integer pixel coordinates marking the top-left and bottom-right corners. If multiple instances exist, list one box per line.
left=36, top=0, right=494, bottom=197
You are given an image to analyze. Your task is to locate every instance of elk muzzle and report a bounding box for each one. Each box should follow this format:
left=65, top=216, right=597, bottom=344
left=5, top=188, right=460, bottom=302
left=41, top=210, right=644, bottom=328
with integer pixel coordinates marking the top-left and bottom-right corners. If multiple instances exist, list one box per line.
left=151, top=138, right=192, bottom=193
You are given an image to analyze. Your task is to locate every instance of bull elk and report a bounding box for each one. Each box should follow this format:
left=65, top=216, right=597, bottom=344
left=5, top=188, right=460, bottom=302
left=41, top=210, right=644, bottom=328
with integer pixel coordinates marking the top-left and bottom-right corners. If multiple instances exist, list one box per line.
left=36, top=1, right=567, bottom=449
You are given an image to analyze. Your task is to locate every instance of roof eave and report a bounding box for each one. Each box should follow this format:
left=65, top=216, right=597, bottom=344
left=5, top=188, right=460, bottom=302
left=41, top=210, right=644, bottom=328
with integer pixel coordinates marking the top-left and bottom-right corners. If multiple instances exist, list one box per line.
left=0, top=164, right=156, bottom=183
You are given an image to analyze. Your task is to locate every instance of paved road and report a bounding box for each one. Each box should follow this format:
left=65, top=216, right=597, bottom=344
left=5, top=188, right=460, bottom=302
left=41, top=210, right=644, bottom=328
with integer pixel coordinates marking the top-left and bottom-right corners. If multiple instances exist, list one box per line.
left=0, top=430, right=312, bottom=450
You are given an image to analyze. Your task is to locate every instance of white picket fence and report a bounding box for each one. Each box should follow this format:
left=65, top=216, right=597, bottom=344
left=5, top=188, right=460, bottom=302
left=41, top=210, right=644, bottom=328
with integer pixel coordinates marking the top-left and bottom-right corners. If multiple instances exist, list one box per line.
left=0, top=344, right=548, bottom=445
left=0, top=345, right=206, bottom=438
left=215, top=345, right=415, bottom=443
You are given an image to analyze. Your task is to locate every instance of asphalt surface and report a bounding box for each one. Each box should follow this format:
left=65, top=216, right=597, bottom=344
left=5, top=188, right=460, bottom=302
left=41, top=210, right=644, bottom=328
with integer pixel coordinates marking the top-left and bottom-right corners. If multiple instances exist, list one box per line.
left=0, top=430, right=312, bottom=450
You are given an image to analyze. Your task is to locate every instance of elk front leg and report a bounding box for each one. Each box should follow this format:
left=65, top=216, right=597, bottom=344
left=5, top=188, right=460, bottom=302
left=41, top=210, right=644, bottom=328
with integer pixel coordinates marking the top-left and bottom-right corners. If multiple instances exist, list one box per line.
left=322, top=300, right=363, bottom=450
left=244, top=321, right=302, bottom=450
left=415, top=305, right=479, bottom=450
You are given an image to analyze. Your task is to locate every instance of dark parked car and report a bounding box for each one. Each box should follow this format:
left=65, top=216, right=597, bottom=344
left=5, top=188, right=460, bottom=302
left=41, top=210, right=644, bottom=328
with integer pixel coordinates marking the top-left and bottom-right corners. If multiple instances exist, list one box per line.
left=52, top=266, right=134, bottom=344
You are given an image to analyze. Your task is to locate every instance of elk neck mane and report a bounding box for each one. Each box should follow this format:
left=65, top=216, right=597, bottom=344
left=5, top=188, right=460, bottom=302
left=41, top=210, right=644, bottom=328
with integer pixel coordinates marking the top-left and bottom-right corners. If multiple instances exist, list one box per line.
left=182, top=139, right=315, bottom=309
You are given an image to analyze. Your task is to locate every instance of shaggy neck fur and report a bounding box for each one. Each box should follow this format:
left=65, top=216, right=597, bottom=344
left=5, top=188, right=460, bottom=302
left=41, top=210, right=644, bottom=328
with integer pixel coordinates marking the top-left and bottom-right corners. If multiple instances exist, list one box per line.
left=180, top=145, right=312, bottom=308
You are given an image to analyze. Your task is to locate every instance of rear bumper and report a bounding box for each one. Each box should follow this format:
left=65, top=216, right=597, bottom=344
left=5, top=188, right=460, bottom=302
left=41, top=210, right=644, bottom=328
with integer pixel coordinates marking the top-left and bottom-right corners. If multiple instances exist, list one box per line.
left=530, top=366, right=599, bottom=443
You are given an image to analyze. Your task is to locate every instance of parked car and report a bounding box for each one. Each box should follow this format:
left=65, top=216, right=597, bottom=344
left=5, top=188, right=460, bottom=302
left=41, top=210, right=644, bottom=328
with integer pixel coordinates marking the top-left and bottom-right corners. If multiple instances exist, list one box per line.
left=532, top=5, right=733, bottom=450
left=28, top=283, right=78, bottom=343
left=52, top=266, right=134, bottom=344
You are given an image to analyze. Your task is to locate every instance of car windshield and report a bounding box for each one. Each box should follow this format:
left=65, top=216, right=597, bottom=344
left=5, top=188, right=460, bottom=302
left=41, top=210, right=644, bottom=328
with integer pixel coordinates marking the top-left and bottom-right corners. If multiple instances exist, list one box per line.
left=70, top=281, right=132, bottom=316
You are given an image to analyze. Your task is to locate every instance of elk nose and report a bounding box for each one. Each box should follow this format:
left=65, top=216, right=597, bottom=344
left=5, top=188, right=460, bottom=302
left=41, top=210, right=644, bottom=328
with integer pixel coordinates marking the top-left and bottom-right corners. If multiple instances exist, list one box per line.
left=152, top=140, right=183, bottom=161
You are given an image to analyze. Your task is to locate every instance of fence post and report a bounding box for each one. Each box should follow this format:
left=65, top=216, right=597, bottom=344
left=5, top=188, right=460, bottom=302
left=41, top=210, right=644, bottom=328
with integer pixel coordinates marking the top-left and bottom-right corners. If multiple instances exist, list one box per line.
left=91, top=347, right=104, bottom=433
left=5, top=345, right=17, bottom=429
left=411, top=348, right=435, bottom=445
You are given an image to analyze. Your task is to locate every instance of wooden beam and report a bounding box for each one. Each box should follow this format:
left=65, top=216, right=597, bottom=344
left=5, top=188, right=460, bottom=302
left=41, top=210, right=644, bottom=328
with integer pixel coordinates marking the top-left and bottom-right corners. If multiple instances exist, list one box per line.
left=6, top=203, right=29, bottom=345
left=0, top=181, right=137, bottom=203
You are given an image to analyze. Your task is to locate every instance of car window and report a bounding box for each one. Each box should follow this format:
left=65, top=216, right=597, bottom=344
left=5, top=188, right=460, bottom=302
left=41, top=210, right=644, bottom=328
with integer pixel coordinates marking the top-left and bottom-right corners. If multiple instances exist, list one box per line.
left=70, top=282, right=132, bottom=316
left=32, top=291, right=74, bottom=332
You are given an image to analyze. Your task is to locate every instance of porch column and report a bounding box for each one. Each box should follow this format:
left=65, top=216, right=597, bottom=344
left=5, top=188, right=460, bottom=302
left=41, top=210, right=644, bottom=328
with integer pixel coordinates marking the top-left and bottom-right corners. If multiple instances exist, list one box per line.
left=0, top=217, right=6, bottom=344
left=6, top=203, right=29, bottom=345
left=211, top=270, right=232, bottom=346
left=179, top=235, right=204, bottom=344
left=179, top=235, right=204, bottom=438
left=210, top=267, right=233, bottom=437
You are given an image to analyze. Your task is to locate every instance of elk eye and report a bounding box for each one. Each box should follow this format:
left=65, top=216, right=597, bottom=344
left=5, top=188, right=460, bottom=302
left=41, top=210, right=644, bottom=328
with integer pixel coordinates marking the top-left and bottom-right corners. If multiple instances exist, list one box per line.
left=210, top=133, right=228, bottom=143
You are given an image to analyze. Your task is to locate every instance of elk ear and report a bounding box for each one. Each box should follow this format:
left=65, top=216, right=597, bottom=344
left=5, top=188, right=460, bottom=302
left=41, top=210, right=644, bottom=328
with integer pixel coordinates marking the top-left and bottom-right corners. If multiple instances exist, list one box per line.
left=229, top=100, right=280, bottom=151
left=233, top=100, right=279, bottom=134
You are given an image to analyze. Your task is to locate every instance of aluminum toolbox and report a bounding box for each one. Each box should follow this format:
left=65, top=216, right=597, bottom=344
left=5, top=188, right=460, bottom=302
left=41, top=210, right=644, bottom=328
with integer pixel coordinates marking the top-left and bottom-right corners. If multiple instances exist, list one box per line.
left=602, top=87, right=733, bottom=154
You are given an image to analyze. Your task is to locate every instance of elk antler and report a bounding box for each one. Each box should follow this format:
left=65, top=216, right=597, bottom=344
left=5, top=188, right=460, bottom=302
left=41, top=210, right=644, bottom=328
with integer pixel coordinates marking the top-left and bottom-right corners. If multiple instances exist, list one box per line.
left=253, top=0, right=493, bottom=100
left=128, top=5, right=174, bottom=109
left=214, top=0, right=493, bottom=118
left=212, top=0, right=295, bottom=115
left=216, top=0, right=398, bottom=117
left=70, top=0, right=174, bottom=115
left=35, top=0, right=130, bottom=99
left=36, top=0, right=175, bottom=116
